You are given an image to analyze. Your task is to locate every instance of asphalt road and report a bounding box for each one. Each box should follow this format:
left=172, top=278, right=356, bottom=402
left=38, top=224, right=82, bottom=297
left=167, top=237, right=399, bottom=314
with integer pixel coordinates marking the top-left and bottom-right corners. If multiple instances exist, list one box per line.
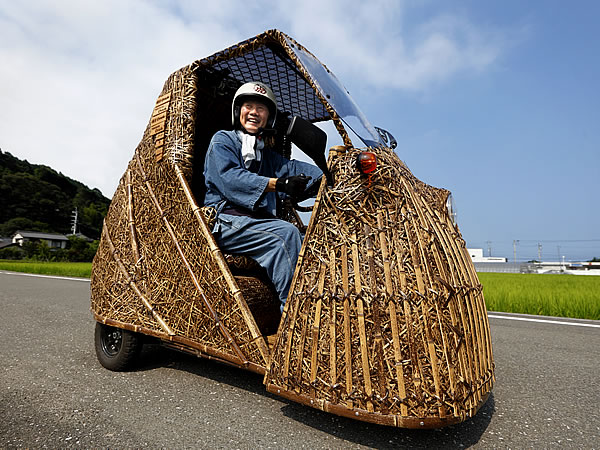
left=1, top=271, right=598, bottom=449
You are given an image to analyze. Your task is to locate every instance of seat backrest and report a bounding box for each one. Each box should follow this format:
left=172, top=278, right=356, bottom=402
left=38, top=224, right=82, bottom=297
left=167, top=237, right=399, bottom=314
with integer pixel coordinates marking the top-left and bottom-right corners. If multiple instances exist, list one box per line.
left=191, top=81, right=235, bottom=204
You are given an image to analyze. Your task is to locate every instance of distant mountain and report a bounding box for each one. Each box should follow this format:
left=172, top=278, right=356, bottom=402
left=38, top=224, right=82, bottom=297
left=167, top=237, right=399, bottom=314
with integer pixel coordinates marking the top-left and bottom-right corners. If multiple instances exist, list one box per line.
left=0, top=149, right=110, bottom=239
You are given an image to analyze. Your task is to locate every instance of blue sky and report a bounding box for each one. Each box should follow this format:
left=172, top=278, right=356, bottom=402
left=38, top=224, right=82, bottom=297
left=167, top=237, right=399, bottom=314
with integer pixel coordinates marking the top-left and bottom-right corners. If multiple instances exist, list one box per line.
left=0, top=1, right=598, bottom=261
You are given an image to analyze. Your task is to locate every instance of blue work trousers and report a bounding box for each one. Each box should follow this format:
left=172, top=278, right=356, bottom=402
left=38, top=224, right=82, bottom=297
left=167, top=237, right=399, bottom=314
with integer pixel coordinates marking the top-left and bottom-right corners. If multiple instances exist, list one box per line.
left=214, top=213, right=302, bottom=311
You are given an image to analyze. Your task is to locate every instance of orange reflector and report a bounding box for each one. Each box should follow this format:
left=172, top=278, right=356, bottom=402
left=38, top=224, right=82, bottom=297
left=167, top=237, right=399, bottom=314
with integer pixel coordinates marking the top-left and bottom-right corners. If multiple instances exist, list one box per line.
left=357, top=151, right=377, bottom=174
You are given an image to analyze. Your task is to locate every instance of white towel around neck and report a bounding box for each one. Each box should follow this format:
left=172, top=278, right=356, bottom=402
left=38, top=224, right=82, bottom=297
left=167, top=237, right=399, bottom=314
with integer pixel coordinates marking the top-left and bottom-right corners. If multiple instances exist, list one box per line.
left=237, top=130, right=264, bottom=169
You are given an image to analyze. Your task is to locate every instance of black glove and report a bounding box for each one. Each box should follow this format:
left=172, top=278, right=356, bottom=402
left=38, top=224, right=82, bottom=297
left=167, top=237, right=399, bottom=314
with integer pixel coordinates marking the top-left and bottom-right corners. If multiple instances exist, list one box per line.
left=276, top=174, right=312, bottom=198
left=301, top=175, right=322, bottom=200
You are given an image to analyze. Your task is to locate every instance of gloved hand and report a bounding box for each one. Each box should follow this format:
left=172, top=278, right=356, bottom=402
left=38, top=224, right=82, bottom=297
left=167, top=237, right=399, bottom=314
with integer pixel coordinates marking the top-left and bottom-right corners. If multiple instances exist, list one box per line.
left=276, top=174, right=312, bottom=199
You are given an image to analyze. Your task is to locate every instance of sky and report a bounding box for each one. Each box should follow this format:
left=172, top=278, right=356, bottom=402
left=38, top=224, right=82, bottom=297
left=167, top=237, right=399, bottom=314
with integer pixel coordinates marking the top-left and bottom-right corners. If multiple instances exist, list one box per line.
left=1, top=0, right=598, bottom=262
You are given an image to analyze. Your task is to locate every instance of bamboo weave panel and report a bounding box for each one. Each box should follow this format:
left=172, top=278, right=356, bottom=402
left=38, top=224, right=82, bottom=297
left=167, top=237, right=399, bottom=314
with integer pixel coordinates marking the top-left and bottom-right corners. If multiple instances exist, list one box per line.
left=91, top=66, right=268, bottom=367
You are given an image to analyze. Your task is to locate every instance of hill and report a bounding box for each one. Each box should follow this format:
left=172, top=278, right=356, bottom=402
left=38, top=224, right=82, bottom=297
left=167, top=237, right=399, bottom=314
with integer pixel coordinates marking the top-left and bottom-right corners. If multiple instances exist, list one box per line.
left=0, top=149, right=110, bottom=239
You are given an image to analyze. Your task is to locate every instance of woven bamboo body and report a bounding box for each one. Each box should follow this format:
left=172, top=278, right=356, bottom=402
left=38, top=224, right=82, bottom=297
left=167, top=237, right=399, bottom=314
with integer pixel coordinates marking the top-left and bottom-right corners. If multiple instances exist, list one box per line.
left=90, top=29, right=494, bottom=428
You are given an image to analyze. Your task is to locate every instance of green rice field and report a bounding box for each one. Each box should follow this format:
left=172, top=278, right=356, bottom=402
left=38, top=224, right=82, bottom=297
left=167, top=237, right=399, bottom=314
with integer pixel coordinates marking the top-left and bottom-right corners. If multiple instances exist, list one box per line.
left=0, top=260, right=92, bottom=278
left=1, top=261, right=598, bottom=320
left=478, top=272, right=600, bottom=320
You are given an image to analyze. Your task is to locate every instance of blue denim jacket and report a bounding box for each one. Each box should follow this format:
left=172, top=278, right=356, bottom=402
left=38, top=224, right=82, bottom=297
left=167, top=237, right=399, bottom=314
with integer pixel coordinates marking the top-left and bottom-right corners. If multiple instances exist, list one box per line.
left=203, top=130, right=323, bottom=219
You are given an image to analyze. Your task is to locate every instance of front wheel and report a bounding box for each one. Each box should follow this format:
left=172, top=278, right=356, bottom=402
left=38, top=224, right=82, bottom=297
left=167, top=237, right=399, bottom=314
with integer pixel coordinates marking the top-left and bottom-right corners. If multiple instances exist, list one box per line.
left=94, top=322, right=141, bottom=371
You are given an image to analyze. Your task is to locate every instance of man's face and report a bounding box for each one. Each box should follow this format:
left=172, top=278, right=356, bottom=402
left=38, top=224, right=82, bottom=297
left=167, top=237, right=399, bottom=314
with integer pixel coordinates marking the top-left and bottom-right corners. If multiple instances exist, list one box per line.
left=240, top=99, right=269, bottom=134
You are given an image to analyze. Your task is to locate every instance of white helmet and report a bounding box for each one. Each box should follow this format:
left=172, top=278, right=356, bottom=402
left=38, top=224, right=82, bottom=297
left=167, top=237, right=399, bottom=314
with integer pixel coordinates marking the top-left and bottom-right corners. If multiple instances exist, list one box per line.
left=232, top=81, right=277, bottom=130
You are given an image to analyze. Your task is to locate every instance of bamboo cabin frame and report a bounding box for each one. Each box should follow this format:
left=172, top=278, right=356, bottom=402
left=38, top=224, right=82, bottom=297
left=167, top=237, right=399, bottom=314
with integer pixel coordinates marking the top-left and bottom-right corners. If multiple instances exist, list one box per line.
left=91, top=29, right=494, bottom=428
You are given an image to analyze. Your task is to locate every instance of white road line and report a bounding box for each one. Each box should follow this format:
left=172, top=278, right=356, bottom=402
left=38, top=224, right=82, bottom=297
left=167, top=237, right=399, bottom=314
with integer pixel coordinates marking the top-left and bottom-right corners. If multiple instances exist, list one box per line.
left=488, top=314, right=600, bottom=329
left=0, top=271, right=90, bottom=282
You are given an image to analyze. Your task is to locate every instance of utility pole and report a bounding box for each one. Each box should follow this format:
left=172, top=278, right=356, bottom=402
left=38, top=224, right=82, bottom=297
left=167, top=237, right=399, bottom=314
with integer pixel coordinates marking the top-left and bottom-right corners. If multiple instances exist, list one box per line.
left=486, top=240, right=492, bottom=257
left=513, top=240, right=519, bottom=263
left=71, top=208, right=78, bottom=235
left=538, top=243, right=542, bottom=262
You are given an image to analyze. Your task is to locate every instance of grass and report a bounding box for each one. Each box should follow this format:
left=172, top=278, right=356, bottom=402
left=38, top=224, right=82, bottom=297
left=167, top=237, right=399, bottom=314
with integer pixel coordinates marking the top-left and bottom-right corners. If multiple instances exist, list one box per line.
left=0, top=260, right=92, bottom=278
left=479, top=272, right=600, bottom=321
left=1, top=260, right=598, bottom=320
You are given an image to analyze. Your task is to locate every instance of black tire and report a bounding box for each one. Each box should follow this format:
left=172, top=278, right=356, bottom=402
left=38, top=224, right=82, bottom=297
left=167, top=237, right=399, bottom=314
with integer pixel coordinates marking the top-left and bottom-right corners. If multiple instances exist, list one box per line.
left=94, top=322, right=142, bottom=371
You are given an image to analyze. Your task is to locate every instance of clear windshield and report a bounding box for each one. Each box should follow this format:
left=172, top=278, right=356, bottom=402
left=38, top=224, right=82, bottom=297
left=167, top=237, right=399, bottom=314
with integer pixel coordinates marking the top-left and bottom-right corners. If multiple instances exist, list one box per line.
left=285, top=37, right=383, bottom=148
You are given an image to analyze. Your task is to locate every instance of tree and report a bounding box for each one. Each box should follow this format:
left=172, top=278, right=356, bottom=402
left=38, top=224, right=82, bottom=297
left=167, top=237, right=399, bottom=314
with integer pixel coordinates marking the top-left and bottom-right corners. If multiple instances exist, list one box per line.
left=0, top=246, right=25, bottom=260
left=0, top=218, right=51, bottom=236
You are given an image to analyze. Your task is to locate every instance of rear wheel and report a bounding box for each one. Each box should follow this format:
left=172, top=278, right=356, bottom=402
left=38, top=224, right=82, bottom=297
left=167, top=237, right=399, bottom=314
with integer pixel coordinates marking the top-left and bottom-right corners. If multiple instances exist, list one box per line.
left=94, top=322, right=141, bottom=371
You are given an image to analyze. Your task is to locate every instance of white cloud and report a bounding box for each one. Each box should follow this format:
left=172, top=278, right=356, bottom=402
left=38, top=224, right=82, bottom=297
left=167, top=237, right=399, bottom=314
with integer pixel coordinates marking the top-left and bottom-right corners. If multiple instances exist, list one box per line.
left=0, top=0, right=509, bottom=198
left=273, top=0, right=507, bottom=91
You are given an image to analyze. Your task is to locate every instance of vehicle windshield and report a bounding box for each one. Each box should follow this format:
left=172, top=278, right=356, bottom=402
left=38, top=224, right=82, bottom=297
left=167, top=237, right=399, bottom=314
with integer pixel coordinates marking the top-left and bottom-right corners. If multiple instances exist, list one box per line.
left=285, top=37, right=383, bottom=148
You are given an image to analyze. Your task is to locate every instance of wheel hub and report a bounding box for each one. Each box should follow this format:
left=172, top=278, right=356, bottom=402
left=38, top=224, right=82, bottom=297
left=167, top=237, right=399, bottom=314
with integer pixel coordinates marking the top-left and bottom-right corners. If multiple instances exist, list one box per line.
left=101, top=328, right=123, bottom=357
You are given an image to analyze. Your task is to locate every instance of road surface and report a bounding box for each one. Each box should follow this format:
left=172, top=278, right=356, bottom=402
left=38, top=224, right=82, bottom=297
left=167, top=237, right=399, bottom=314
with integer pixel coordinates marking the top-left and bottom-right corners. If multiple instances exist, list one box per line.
left=1, top=271, right=598, bottom=448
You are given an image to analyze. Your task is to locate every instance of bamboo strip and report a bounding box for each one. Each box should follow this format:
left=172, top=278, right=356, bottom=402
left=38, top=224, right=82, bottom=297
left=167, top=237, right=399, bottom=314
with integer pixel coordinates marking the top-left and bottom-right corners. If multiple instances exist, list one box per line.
left=403, top=295, right=423, bottom=404
left=459, top=243, right=494, bottom=391
left=294, top=310, right=310, bottom=393
left=126, top=170, right=141, bottom=265
left=377, top=211, right=394, bottom=296
left=420, top=299, right=444, bottom=417
left=393, top=228, right=408, bottom=293
left=344, top=296, right=352, bottom=409
left=310, top=297, right=323, bottom=386
left=458, top=246, right=486, bottom=393
left=364, top=224, right=376, bottom=293
left=341, top=243, right=349, bottom=295
left=357, top=298, right=374, bottom=412
left=351, top=233, right=362, bottom=294
left=448, top=216, right=490, bottom=399
left=337, top=238, right=350, bottom=399
left=436, top=212, right=483, bottom=387
left=310, top=264, right=326, bottom=385
left=372, top=305, right=387, bottom=404
left=389, top=301, right=408, bottom=416
left=329, top=249, right=337, bottom=389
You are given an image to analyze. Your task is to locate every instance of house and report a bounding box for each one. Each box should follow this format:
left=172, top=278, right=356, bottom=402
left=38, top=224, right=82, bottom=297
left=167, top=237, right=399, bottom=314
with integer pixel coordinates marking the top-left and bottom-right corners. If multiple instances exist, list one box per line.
left=12, top=230, right=69, bottom=249
left=467, top=248, right=507, bottom=263
left=0, top=237, right=15, bottom=249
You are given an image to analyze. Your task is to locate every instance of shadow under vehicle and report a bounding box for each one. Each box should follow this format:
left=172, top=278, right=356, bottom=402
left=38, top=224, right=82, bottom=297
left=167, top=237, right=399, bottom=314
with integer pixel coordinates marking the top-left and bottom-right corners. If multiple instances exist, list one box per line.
left=91, top=29, right=494, bottom=429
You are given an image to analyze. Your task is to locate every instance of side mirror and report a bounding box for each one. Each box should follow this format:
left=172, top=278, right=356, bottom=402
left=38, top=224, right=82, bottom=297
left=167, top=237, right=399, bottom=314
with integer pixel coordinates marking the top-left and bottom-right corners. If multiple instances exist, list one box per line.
left=374, top=126, right=397, bottom=149
left=287, top=116, right=333, bottom=186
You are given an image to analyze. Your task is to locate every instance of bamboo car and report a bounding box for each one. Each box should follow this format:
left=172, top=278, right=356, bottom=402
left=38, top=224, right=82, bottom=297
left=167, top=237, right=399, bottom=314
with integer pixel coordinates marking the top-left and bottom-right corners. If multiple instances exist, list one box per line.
left=91, top=29, right=494, bottom=429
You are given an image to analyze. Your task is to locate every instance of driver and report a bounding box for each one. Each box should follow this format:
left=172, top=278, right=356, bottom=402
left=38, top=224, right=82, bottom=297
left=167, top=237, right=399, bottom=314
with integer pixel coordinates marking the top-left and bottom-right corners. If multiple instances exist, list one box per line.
left=203, top=81, right=323, bottom=312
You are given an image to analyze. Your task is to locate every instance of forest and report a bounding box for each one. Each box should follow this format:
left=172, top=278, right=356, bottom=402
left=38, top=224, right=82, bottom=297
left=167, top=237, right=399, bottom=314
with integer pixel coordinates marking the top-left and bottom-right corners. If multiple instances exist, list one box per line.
left=0, top=149, right=110, bottom=260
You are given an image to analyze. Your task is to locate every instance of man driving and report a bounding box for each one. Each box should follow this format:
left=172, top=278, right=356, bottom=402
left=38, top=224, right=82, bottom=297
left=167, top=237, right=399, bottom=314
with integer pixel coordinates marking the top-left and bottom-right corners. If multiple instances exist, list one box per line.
left=203, top=81, right=323, bottom=311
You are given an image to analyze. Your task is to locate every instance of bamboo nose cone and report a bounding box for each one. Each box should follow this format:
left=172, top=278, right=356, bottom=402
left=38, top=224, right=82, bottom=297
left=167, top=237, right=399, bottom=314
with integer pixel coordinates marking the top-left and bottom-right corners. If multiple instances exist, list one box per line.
left=265, top=146, right=495, bottom=428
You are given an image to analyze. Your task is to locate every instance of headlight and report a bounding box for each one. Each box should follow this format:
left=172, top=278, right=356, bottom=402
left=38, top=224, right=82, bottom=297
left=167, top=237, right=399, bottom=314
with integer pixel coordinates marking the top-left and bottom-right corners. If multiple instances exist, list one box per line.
left=356, top=151, right=377, bottom=174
